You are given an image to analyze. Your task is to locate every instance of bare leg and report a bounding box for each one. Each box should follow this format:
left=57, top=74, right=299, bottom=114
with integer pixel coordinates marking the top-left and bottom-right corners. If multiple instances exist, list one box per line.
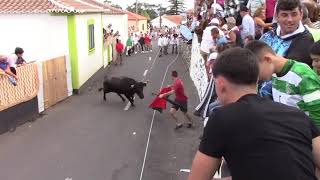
left=170, top=108, right=182, bottom=129
left=183, top=112, right=193, bottom=124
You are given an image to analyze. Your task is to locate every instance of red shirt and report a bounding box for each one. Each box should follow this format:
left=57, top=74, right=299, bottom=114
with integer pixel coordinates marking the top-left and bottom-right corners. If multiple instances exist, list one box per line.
left=145, top=36, right=151, bottom=45
left=116, top=43, right=124, bottom=53
left=172, top=78, right=188, bottom=101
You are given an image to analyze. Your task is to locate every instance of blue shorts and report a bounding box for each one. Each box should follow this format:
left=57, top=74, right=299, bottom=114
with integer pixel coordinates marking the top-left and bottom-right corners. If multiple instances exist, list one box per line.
left=0, top=62, right=8, bottom=71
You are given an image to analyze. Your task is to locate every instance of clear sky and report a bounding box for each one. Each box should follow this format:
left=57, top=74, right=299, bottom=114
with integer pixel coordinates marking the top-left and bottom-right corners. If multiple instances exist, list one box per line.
left=103, top=0, right=194, bottom=10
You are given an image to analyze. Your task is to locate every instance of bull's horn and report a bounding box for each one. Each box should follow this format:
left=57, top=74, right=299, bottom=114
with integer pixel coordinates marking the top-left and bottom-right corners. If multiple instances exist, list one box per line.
left=130, top=84, right=135, bottom=88
left=144, top=80, right=150, bottom=84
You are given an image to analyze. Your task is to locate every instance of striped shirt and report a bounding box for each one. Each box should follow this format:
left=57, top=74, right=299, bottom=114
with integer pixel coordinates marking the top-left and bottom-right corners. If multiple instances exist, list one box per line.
left=272, top=59, right=320, bottom=127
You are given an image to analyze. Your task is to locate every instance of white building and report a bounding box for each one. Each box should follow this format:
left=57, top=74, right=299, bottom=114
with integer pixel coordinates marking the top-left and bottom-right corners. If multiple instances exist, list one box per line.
left=0, top=0, right=128, bottom=92
left=151, top=15, right=184, bottom=28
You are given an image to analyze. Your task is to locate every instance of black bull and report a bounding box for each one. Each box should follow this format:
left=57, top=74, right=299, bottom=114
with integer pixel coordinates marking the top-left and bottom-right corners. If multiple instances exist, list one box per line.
left=98, top=76, right=148, bottom=106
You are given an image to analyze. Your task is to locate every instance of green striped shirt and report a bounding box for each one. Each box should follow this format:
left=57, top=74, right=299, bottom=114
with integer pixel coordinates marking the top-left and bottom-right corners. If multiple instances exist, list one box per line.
left=272, top=59, right=320, bottom=127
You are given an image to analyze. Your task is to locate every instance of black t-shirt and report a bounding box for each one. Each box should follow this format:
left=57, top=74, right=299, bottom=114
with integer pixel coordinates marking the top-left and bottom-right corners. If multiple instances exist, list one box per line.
left=200, top=94, right=320, bottom=180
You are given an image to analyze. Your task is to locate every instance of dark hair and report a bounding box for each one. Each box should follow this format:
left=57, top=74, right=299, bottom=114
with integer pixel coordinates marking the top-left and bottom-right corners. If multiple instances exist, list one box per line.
left=212, top=48, right=259, bottom=85
left=217, top=43, right=231, bottom=53
left=310, top=41, right=320, bottom=55
left=240, top=5, right=249, bottom=12
left=171, top=70, right=178, bottom=77
left=276, top=0, right=302, bottom=14
left=211, top=28, right=220, bottom=35
left=15, top=47, right=24, bottom=55
left=244, top=40, right=275, bottom=58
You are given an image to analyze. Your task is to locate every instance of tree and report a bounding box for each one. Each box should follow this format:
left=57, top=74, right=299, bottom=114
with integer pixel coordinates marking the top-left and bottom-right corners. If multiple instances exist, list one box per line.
left=126, top=2, right=158, bottom=20
left=104, top=0, right=122, bottom=9
left=166, top=0, right=185, bottom=15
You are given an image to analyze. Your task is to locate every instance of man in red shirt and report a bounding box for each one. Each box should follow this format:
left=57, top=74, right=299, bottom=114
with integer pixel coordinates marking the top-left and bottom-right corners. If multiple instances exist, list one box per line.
left=144, top=33, right=152, bottom=52
left=115, top=39, right=124, bottom=65
left=159, top=71, right=193, bottom=129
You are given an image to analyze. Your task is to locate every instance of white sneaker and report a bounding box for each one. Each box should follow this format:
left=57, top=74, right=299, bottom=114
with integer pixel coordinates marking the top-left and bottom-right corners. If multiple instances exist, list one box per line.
left=150, top=50, right=153, bottom=52
left=135, top=52, right=137, bottom=54
left=142, top=51, right=145, bottom=53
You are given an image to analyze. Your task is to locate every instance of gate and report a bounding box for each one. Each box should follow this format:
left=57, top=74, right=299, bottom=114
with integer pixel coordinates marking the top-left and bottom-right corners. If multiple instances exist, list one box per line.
left=42, top=56, right=68, bottom=109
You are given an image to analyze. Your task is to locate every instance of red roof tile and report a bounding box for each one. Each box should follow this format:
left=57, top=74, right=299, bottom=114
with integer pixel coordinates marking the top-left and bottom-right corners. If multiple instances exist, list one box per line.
left=164, top=15, right=184, bottom=25
left=127, top=11, right=148, bottom=20
left=0, top=0, right=108, bottom=14
left=80, top=0, right=126, bottom=14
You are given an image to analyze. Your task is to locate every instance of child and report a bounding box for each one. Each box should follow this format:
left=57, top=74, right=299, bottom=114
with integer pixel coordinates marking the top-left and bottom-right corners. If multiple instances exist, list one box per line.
left=115, top=39, right=124, bottom=65
left=158, top=34, right=164, bottom=57
left=170, top=34, right=179, bottom=54
left=246, top=40, right=320, bottom=127
left=310, top=41, right=320, bottom=76
left=144, top=33, right=152, bottom=52
left=163, top=34, right=169, bottom=55
left=7, top=47, right=26, bottom=75
left=126, top=35, right=134, bottom=56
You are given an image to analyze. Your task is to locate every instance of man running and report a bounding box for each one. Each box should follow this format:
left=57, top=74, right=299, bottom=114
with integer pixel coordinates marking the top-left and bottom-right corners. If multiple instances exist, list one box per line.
left=159, top=71, right=193, bottom=129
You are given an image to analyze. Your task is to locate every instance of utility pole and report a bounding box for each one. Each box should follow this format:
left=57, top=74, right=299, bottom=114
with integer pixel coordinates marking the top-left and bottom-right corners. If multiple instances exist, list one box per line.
left=159, top=5, right=162, bottom=28
left=135, top=0, right=138, bottom=14
left=135, top=0, right=138, bottom=32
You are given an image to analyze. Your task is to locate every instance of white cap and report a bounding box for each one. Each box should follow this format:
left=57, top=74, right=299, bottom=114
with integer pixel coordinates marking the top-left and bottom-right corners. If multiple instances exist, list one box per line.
left=210, top=18, right=220, bottom=25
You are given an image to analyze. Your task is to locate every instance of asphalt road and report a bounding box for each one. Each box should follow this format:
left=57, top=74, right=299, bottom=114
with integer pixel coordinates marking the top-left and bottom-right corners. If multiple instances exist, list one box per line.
left=0, top=43, right=202, bottom=180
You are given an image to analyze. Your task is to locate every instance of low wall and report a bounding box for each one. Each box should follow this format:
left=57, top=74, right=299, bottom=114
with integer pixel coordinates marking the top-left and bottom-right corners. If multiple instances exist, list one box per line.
left=188, top=35, right=209, bottom=101
left=0, top=63, right=39, bottom=111
left=0, top=63, right=39, bottom=133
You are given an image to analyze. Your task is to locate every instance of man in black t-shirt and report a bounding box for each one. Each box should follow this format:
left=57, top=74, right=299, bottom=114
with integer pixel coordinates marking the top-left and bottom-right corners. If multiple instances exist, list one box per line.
left=188, top=48, right=320, bottom=180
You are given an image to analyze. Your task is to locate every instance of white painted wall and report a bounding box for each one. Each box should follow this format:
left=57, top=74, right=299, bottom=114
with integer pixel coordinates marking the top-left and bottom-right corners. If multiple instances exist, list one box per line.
left=103, top=14, right=128, bottom=44
left=0, top=14, right=72, bottom=112
left=0, top=14, right=69, bottom=62
left=151, top=17, right=178, bottom=28
left=75, top=13, right=104, bottom=87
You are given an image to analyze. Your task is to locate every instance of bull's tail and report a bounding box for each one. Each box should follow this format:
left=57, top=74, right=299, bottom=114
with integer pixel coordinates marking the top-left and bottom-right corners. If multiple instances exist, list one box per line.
left=98, top=88, right=103, bottom=92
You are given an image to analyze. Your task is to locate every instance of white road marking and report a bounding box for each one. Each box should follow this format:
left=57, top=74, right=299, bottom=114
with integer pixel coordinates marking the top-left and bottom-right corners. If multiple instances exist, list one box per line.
left=143, top=70, right=148, bottom=77
left=139, top=52, right=180, bottom=180
left=180, top=169, right=191, bottom=173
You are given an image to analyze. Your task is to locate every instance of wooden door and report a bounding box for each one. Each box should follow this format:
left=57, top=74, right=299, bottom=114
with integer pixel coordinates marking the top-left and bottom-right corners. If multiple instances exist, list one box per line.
left=42, top=56, right=68, bottom=109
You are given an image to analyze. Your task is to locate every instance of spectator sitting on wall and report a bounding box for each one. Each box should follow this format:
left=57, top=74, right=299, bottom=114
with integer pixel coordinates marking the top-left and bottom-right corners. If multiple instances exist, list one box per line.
left=200, top=18, right=223, bottom=62
left=0, top=55, right=18, bottom=86
left=7, top=47, right=26, bottom=76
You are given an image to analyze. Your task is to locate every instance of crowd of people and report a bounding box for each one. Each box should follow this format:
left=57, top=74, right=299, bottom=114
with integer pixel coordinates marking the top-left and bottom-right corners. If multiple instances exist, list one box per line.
left=186, top=0, right=320, bottom=179
left=0, top=47, right=26, bottom=86
left=104, top=24, right=153, bottom=66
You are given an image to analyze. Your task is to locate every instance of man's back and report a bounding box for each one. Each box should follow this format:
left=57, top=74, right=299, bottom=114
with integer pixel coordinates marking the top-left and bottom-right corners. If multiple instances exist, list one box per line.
left=200, top=94, right=319, bottom=180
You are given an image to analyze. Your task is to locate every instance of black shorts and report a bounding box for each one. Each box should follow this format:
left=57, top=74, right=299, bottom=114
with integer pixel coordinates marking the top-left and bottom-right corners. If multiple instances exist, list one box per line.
left=172, top=100, right=188, bottom=113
